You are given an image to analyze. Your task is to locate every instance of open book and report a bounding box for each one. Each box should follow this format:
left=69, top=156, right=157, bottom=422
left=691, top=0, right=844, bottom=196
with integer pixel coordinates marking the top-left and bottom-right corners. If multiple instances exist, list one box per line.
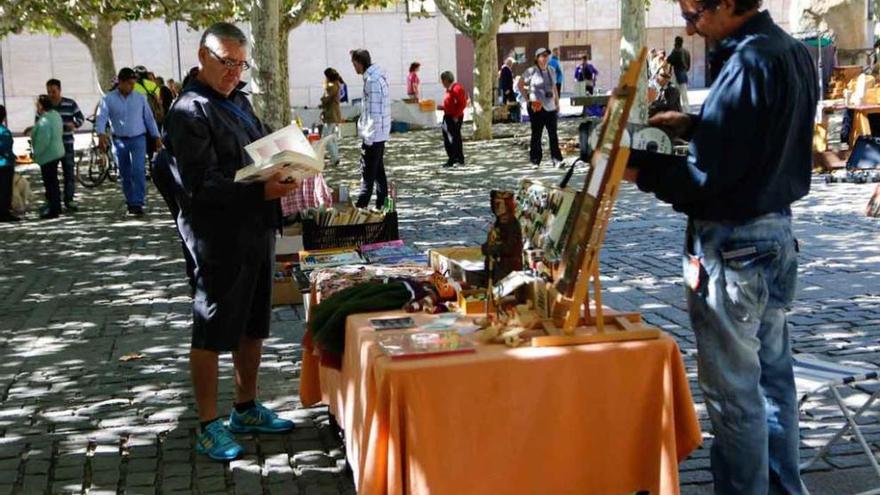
left=235, top=123, right=326, bottom=183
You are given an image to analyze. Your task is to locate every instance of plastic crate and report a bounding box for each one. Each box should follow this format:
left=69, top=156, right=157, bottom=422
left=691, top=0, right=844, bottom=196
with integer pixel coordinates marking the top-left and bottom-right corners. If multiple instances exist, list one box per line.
left=302, top=211, right=399, bottom=250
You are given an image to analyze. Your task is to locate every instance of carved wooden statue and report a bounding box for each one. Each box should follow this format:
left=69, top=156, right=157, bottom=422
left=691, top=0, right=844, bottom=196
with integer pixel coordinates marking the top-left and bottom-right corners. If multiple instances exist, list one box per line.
left=482, top=190, right=523, bottom=285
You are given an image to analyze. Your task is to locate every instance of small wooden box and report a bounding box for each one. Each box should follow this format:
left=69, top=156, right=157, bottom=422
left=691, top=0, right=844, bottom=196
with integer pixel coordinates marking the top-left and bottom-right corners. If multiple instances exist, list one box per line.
left=272, top=263, right=303, bottom=306
left=458, top=289, right=494, bottom=315
left=429, top=247, right=487, bottom=287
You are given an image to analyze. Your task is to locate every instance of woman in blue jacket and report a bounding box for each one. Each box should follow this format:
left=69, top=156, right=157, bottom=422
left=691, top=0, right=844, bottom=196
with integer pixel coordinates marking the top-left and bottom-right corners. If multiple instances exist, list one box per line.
left=0, top=104, right=18, bottom=222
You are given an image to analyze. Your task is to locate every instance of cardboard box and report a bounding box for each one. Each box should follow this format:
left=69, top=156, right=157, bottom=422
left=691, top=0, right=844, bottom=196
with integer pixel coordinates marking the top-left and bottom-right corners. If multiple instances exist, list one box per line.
left=458, top=289, right=494, bottom=315
left=272, top=263, right=303, bottom=306
left=276, top=234, right=304, bottom=256
left=429, top=247, right=487, bottom=287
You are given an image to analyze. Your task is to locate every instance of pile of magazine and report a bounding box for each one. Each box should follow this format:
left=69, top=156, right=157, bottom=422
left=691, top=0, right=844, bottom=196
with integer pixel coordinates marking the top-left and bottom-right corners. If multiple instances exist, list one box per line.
left=301, top=205, right=386, bottom=227
left=360, top=240, right=426, bottom=265
left=299, top=248, right=364, bottom=271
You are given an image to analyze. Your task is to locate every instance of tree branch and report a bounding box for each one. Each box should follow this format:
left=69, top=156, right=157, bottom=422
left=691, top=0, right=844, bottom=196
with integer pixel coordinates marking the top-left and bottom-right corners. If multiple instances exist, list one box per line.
left=433, top=0, right=476, bottom=37
left=481, top=0, right=509, bottom=37
left=51, top=10, right=93, bottom=47
left=282, top=0, right=320, bottom=31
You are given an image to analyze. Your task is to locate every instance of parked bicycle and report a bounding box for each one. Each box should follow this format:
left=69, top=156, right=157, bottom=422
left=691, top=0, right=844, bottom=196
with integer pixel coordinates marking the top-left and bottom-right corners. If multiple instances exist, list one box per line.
left=75, top=114, right=117, bottom=188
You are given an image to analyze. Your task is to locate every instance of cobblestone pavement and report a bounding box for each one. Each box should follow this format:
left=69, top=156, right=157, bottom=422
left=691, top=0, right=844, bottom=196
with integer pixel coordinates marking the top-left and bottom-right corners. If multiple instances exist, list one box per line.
left=1, top=119, right=879, bottom=494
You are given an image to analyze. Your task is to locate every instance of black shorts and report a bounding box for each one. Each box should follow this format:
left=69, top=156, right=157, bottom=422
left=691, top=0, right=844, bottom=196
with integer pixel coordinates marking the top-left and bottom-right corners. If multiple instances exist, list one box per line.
left=191, top=236, right=274, bottom=352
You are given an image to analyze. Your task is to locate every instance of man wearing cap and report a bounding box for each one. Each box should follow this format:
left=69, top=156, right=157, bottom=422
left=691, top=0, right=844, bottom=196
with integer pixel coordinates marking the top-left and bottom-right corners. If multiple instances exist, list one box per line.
left=521, top=47, right=563, bottom=168
left=96, top=67, right=162, bottom=216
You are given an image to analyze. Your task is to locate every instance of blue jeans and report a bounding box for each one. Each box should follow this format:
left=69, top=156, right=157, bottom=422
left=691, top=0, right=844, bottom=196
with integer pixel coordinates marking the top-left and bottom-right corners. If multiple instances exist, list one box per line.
left=322, top=123, right=339, bottom=163
left=61, top=141, right=76, bottom=205
left=113, top=135, right=146, bottom=207
left=685, top=213, right=804, bottom=495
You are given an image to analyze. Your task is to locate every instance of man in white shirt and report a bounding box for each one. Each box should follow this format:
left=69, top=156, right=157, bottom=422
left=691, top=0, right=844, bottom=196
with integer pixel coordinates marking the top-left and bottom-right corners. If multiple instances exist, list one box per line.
left=351, top=49, right=391, bottom=209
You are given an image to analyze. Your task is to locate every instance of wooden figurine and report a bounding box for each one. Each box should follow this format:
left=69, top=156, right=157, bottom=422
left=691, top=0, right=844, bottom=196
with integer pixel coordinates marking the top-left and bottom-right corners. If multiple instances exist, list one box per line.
left=482, top=190, right=523, bottom=285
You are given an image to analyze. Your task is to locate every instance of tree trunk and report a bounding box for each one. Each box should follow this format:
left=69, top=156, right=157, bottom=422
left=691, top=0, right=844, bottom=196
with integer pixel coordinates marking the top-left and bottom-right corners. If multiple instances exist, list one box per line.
left=87, top=26, right=116, bottom=93
left=277, top=28, right=292, bottom=129
left=250, top=0, right=289, bottom=131
left=472, top=32, right=495, bottom=140
left=61, top=16, right=116, bottom=93
left=620, top=0, right=647, bottom=124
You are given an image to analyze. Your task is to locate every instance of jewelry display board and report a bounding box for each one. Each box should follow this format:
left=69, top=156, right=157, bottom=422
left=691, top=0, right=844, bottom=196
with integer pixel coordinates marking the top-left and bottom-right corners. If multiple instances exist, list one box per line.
left=534, top=47, right=660, bottom=347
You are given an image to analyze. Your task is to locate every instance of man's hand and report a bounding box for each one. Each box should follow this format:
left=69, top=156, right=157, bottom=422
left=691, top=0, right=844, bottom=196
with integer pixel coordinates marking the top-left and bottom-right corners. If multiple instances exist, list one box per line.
left=154, top=138, right=163, bottom=151
left=264, top=173, right=298, bottom=200
left=64, top=122, right=75, bottom=131
left=648, top=111, right=692, bottom=139
left=98, top=134, right=109, bottom=152
left=623, top=167, right=639, bottom=183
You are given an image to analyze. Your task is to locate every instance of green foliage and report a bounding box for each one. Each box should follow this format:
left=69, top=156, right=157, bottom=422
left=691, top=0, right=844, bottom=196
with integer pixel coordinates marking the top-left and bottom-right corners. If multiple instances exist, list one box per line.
left=428, top=0, right=539, bottom=37
left=0, top=0, right=168, bottom=38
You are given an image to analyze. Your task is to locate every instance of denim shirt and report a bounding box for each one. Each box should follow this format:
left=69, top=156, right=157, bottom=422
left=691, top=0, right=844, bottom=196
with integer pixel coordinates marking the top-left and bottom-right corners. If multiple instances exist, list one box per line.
left=95, top=89, right=160, bottom=139
left=635, top=11, right=819, bottom=222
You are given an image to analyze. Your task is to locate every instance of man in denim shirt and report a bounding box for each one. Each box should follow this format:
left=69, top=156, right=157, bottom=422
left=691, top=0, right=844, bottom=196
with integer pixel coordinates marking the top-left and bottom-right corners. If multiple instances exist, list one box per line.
left=625, top=1, right=818, bottom=493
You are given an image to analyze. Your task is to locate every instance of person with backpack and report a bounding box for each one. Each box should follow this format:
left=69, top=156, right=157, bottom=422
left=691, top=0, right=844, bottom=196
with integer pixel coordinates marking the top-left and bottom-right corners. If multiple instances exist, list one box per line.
left=133, top=66, right=166, bottom=135
left=522, top=48, right=564, bottom=169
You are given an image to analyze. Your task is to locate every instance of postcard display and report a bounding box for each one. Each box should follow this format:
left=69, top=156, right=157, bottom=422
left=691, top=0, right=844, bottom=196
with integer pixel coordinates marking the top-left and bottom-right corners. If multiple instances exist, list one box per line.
left=524, top=48, right=660, bottom=347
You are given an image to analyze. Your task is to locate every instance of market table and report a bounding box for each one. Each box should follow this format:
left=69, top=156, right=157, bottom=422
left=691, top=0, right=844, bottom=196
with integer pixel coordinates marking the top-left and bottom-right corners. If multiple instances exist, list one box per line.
left=300, top=310, right=702, bottom=495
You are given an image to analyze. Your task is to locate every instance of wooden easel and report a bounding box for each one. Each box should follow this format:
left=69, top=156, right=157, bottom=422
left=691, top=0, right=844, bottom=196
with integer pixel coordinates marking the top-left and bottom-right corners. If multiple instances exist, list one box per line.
left=533, top=47, right=660, bottom=347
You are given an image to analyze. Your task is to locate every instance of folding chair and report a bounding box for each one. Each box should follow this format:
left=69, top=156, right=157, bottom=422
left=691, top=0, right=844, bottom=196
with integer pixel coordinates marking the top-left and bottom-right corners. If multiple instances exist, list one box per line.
left=794, top=353, right=880, bottom=495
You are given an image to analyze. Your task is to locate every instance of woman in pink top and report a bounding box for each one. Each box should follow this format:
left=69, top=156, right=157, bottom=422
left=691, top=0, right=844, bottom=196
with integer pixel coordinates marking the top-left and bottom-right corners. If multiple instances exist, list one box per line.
left=407, top=62, right=421, bottom=100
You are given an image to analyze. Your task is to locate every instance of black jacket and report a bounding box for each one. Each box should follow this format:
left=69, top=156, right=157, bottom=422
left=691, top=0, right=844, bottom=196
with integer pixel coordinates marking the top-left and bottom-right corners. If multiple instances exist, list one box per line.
left=163, top=79, right=279, bottom=265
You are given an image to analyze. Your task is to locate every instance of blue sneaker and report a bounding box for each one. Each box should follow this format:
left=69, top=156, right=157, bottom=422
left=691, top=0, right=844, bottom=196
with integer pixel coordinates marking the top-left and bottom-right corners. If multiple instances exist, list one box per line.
left=195, top=420, right=243, bottom=461
left=228, top=402, right=295, bottom=434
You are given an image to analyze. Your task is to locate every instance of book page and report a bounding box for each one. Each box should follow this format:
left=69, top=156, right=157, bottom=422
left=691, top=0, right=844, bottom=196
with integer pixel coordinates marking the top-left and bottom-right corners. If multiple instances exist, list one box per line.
left=236, top=123, right=326, bottom=183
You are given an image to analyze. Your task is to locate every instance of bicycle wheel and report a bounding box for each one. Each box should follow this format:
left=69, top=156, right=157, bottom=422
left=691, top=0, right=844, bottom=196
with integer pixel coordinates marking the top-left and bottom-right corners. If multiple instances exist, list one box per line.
left=75, top=147, right=105, bottom=188
left=85, top=147, right=110, bottom=187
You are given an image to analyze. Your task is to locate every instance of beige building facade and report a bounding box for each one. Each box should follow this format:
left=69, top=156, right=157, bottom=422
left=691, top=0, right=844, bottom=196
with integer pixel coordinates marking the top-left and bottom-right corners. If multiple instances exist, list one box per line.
left=0, top=0, right=793, bottom=131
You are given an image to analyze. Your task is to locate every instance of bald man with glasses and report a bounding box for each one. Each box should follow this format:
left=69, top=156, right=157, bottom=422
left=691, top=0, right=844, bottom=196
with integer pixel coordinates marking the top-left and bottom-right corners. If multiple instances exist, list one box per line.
left=162, top=22, right=298, bottom=462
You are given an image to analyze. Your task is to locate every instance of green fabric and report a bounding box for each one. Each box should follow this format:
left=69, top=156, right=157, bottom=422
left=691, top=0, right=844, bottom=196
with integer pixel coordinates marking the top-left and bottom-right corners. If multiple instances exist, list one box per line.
left=310, top=282, right=413, bottom=356
left=31, top=110, right=65, bottom=165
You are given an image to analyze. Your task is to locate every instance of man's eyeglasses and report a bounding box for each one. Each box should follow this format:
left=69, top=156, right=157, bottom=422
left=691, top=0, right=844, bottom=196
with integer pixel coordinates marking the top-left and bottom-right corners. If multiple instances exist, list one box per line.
left=207, top=47, right=251, bottom=71
left=681, top=4, right=714, bottom=25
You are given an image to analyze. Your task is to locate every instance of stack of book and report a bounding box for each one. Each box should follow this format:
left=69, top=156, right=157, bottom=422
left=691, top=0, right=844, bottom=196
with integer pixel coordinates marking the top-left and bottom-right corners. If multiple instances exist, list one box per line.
left=301, top=205, right=386, bottom=227
left=299, top=247, right=364, bottom=271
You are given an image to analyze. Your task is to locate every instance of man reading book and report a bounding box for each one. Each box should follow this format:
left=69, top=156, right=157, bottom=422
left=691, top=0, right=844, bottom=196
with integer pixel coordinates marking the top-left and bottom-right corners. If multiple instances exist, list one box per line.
left=163, top=22, right=298, bottom=462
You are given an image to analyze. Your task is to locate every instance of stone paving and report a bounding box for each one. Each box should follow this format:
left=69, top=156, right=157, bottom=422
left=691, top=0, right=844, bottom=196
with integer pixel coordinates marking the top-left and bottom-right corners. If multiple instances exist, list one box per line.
left=1, top=119, right=879, bottom=494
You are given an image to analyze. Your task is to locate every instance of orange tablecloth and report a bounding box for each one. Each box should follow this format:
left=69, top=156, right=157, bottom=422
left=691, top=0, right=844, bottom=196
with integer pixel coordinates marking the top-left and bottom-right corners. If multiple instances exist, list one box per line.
left=300, top=311, right=701, bottom=495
